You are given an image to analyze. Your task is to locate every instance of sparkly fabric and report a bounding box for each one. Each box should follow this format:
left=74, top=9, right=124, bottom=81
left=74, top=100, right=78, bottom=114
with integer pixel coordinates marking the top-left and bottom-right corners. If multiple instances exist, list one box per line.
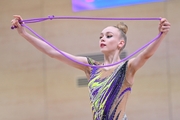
left=87, top=58, right=131, bottom=120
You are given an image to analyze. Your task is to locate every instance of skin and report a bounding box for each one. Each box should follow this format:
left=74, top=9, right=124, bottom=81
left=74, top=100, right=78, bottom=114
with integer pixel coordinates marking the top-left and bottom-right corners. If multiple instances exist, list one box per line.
left=11, top=15, right=171, bottom=85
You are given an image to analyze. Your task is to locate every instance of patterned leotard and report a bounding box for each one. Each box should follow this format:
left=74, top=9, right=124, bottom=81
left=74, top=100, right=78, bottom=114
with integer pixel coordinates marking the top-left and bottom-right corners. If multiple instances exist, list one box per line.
left=87, top=58, right=131, bottom=120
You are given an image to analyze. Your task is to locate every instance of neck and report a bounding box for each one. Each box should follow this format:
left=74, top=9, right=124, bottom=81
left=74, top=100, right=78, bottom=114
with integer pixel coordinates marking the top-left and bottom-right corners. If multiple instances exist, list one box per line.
left=103, top=51, right=121, bottom=65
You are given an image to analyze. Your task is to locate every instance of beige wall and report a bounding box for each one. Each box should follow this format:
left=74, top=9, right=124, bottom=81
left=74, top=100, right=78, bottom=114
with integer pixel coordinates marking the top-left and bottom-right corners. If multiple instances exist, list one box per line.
left=0, top=0, right=180, bottom=120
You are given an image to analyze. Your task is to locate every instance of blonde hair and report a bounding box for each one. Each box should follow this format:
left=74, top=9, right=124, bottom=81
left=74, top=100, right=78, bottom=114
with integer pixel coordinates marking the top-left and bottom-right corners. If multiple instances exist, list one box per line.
left=114, top=22, right=128, bottom=50
left=116, top=22, right=128, bottom=34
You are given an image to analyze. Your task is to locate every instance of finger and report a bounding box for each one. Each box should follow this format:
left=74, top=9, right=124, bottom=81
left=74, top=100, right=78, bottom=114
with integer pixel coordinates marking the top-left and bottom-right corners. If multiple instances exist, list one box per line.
left=11, top=18, right=17, bottom=22
left=160, top=18, right=167, bottom=26
left=13, top=15, right=21, bottom=18
left=160, top=18, right=167, bottom=23
left=11, top=19, right=18, bottom=25
left=163, top=22, right=171, bottom=26
left=161, top=25, right=170, bottom=29
left=162, top=29, right=170, bottom=33
left=13, top=15, right=23, bottom=21
left=13, top=15, right=23, bottom=25
left=13, top=16, right=20, bottom=21
left=11, top=19, right=14, bottom=23
left=161, top=27, right=170, bottom=33
left=11, top=18, right=21, bottom=28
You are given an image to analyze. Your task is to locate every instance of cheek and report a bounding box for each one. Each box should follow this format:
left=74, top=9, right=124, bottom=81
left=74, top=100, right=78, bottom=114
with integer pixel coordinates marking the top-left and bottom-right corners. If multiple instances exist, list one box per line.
left=108, top=39, right=118, bottom=48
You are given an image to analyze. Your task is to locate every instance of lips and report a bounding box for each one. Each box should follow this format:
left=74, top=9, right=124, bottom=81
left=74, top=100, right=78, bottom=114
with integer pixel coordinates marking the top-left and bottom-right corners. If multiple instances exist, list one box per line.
left=100, top=43, right=106, bottom=48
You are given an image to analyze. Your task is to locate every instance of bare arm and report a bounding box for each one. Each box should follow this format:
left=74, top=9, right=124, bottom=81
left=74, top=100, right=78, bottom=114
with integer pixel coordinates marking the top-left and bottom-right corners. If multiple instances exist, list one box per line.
left=11, top=15, right=89, bottom=72
left=129, top=18, right=171, bottom=75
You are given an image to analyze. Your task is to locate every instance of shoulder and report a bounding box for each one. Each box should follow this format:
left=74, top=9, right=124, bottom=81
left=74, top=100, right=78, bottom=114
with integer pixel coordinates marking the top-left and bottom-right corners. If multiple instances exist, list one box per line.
left=87, top=57, right=100, bottom=65
left=85, top=57, right=101, bottom=79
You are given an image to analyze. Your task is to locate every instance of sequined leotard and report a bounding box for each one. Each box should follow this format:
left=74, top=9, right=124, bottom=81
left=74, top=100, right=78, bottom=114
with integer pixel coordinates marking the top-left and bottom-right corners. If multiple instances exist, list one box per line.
left=87, top=58, right=131, bottom=120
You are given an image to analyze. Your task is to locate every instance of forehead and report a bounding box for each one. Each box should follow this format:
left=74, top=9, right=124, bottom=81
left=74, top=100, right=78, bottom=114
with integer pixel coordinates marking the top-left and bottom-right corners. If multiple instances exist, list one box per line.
left=101, top=26, right=119, bottom=34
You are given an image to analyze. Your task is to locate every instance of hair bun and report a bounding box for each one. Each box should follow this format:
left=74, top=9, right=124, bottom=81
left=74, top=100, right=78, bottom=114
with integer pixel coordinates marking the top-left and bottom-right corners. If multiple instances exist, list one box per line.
left=116, top=22, right=128, bottom=34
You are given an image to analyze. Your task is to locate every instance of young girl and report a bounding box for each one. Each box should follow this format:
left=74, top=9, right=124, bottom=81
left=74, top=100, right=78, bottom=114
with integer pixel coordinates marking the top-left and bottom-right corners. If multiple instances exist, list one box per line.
left=11, top=15, right=170, bottom=120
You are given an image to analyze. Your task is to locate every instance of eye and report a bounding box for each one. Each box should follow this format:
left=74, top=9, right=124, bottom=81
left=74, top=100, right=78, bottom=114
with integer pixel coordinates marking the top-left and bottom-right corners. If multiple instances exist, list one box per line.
left=99, top=36, right=102, bottom=39
left=107, top=35, right=112, bottom=38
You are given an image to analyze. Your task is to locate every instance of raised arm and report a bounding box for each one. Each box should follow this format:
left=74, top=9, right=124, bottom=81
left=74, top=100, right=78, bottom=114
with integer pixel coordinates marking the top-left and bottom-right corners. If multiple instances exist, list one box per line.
left=128, top=18, right=171, bottom=74
left=11, top=15, right=89, bottom=72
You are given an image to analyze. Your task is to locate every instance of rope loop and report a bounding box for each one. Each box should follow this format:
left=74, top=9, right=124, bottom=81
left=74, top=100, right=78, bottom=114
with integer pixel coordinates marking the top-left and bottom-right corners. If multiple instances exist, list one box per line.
left=11, top=15, right=162, bottom=68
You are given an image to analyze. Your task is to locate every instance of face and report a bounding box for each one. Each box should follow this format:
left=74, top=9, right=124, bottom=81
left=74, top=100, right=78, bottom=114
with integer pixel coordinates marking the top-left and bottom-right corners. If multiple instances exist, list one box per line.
left=99, top=26, right=124, bottom=54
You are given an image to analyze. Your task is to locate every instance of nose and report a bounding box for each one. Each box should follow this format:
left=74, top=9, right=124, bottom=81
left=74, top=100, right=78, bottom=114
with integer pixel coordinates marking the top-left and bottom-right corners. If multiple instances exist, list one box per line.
left=100, top=36, right=105, bottom=42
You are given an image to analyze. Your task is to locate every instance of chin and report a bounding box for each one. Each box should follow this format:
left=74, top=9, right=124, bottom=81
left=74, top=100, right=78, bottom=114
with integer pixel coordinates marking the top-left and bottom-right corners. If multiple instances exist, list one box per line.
left=100, top=49, right=109, bottom=54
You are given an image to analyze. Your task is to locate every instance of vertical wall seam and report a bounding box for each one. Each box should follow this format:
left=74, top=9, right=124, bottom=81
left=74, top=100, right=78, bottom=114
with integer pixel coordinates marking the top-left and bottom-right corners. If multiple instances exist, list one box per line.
left=164, top=0, right=173, bottom=120
left=41, top=0, right=49, bottom=120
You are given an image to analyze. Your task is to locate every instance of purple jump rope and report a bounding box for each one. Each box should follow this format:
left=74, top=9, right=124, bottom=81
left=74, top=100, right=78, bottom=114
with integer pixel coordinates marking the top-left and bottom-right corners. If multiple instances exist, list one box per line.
left=11, top=15, right=162, bottom=68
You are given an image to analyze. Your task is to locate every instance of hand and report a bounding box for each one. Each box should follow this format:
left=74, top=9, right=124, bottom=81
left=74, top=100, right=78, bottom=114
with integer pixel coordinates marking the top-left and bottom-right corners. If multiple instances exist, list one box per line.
left=159, top=18, right=171, bottom=35
left=11, top=15, right=26, bottom=35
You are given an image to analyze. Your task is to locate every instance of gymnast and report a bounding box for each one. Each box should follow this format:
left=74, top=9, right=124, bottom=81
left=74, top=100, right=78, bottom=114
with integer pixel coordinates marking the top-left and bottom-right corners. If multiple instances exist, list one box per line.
left=11, top=15, right=170, bottom=120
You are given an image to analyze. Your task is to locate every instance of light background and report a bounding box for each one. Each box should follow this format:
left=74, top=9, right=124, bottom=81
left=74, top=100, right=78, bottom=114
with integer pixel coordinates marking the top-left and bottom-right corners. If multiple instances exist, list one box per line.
left=0, top=0, right=180, bottom=120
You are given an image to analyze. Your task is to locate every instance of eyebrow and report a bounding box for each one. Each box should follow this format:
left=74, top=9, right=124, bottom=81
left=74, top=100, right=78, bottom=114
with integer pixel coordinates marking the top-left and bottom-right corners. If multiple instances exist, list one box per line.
left=100, top=31, right=113, bottom=35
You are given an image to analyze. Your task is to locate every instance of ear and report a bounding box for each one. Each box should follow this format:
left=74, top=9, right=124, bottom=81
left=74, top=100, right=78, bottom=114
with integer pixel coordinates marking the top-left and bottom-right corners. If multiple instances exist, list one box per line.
left=117, top=39, right=125, bottom=49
